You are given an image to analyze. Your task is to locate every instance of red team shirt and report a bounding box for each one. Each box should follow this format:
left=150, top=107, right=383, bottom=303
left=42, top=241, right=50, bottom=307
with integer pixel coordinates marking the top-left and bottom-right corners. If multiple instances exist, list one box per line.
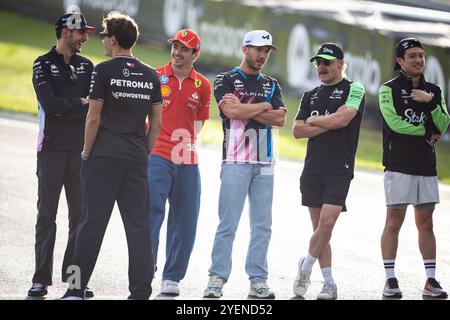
left=151, top=62, right=211, bottom=164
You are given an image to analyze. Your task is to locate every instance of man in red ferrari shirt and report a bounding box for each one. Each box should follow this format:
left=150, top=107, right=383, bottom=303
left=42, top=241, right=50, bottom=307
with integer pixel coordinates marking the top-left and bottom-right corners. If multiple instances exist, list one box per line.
left=148, top=29, right=211, bottom=296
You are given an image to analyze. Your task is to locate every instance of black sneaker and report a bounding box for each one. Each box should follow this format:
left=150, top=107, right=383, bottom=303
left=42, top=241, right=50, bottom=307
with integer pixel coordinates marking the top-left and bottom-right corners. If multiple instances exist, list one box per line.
left=84, top=287, right=94, bottom=299
left=383, top=277, right=402, bottom=298
left=423, top=278, right=448, bottom=299
left=60, top=289, right=84, bottom=300
left=28, top=283, right=48, bottom=297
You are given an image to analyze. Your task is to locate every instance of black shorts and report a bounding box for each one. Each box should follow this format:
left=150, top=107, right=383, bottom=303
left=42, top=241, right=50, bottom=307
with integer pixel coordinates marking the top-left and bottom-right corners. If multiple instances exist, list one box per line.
left=300, top=174, right=353, bottom=212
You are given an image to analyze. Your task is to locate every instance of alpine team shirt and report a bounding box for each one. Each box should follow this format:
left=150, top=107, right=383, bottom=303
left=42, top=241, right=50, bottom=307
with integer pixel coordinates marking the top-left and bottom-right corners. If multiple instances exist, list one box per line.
left=151, top=62, right=211, bottom=164
left=295, top=78, right=365, bottom=175
left=89, top=56, right=162, bottom=164
left=33, top=46, right=93, bottom=152
left=214, top=67, right=285, bottom=164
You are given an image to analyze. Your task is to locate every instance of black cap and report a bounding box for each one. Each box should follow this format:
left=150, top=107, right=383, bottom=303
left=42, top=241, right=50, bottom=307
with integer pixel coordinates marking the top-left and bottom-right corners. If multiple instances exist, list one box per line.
left=55, top=13, right=97, bottom=33
left=310, top=43, right=344, bottom=62
left=394, top=38, right=423, bottom=70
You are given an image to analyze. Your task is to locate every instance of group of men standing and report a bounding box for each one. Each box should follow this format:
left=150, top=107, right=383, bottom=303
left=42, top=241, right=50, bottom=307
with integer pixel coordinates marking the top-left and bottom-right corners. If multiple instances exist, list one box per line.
left=28, top=8, right=448, bottom=300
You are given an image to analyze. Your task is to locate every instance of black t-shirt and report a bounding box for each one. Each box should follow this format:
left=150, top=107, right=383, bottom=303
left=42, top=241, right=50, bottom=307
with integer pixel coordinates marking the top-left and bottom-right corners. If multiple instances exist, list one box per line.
left=214, top=67, right=285, bottom=164
left=89, top=56, right=162, bottom=163
left=295, top=78, right=365, bottom=175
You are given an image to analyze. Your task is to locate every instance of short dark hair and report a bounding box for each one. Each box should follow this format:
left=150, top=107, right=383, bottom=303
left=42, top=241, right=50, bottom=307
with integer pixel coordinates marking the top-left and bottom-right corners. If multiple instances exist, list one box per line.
left=102, top=11, right=139, bottom=49
left=56, top=28, right=62, bottom=39
left=393, top=38, right=423, bottom=70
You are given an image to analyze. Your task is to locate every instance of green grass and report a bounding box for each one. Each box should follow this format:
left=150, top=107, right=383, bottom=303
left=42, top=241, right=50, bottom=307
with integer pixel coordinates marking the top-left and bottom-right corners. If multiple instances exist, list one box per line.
left=0, top=10, right=169, bottom=114
left=1, top=10, right=450, bottom=183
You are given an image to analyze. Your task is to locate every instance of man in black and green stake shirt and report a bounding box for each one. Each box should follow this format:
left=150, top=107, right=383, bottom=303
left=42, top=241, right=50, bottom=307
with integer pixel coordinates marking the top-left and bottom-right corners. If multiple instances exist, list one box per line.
left=292, top=43, right=365, bottom=300
left=379, top=38, right=449, bottom=299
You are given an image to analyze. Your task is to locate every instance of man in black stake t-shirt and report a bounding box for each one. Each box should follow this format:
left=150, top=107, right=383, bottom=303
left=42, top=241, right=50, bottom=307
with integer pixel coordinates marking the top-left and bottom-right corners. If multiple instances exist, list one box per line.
left=292, top=43, right=365, bottom=300
left=61, top=11, right=163, bottom=300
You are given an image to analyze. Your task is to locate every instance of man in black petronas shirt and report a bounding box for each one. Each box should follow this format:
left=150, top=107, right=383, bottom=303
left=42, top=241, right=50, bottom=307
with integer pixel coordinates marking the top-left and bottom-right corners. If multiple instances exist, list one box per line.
left=61, top=11, right=162, bottom=300
left=292, top=43, right=365, bottom=300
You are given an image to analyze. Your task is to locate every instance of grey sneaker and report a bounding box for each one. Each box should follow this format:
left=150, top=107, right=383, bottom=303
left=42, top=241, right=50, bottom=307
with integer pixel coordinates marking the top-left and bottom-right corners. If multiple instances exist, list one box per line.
left=423, top=278, right=448, bottom=299
left=161, top=279, right=180, bottom=296
left=317, top=282, right=337, bottom=300
left=203, top=275, right=225, bottom=298
left=249, top=282, right=275, bottom=299
left=293, top=256, right=311, bottom=297
left=383, top=277, right=402, bottom=298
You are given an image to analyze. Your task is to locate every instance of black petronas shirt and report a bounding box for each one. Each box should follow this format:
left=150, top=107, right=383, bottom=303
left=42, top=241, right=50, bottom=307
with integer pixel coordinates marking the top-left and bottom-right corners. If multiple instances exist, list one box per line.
left=88, top=56, right=162, bottom=164
left=32, top=46, right=94, bottom=152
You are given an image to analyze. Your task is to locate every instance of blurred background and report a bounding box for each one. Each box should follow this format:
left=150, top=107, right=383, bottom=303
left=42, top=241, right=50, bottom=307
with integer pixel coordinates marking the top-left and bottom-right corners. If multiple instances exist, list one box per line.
left=0, top=0, right=449, bottom=181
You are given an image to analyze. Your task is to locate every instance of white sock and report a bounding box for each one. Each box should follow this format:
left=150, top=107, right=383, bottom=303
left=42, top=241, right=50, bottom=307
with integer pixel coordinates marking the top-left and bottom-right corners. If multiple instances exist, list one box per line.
left=383, top=259, right=396, bottom=279
left=301, top=254, right=317, bottom=273
left=424, top=259, right=436, bottom=279
left=321, top=267, right=334, bottom=284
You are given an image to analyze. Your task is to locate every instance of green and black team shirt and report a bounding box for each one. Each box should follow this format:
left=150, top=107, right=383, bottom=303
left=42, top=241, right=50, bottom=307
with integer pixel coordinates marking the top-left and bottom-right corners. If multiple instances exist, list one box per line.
left=295, top=78, right=365, bottom=175
left=89, top=56, right=162, bottom=164
left=379, top=70, right=450, bottom=176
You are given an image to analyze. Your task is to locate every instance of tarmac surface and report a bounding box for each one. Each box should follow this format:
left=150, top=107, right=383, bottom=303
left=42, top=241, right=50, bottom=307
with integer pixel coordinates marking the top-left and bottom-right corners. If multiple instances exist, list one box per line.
left=1, top=116, right=449, bottom=300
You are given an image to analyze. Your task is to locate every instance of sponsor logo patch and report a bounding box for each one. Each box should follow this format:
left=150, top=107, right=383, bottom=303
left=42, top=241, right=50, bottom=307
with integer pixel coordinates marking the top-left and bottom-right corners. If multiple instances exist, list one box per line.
left=161, top=85, right=171, bottom=96
left=160, top=75, right=169, bottom=84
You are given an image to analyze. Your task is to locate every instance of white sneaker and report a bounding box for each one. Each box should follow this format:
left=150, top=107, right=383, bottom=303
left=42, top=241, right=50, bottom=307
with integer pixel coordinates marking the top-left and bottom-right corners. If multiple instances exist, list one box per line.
left=161, top=279, right=180, bottom=296
left=203, top=275, right=225, bottom=298
left=249, top=282, right=275, bottom=299
left=60, top=296, right=83, bottom=300
left=293, top=256, right=311, bottom=297
left=317, top=282, right=337, bottom=300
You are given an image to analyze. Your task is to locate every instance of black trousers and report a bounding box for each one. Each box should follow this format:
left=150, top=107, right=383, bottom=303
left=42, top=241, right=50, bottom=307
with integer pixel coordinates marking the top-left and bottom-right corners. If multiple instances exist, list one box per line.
left=71, top=156, right=154, bottom=299
left=33, top=151, right=82, bottom=285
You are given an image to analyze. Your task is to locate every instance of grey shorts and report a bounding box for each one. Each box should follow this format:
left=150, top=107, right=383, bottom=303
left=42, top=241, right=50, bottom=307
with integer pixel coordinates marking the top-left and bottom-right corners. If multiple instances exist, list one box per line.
left=384, top=171, right=439, bottom=209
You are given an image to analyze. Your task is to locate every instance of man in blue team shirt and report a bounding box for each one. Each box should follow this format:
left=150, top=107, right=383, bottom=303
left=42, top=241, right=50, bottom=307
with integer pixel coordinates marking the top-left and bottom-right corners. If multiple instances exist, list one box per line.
left=203, top=30, right=286, bottom=299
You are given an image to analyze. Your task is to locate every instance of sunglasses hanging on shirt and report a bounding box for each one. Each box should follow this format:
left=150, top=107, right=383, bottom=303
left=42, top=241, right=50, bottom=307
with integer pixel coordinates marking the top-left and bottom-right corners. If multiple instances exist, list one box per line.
left=68, top=65, right=77, bottom=81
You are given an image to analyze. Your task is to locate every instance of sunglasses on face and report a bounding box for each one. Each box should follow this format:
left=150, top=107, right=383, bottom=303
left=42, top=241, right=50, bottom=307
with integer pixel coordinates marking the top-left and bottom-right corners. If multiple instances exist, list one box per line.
left=313, top=58, right=334, bottom=67
left=68, top=65, right=77, bottom=81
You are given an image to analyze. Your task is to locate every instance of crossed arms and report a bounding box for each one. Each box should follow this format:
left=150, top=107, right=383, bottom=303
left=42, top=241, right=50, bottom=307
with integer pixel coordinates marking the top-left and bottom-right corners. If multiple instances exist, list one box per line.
left=219, top=93, right=286, bottom=127
left=292, top=106, right=358, bottom=139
